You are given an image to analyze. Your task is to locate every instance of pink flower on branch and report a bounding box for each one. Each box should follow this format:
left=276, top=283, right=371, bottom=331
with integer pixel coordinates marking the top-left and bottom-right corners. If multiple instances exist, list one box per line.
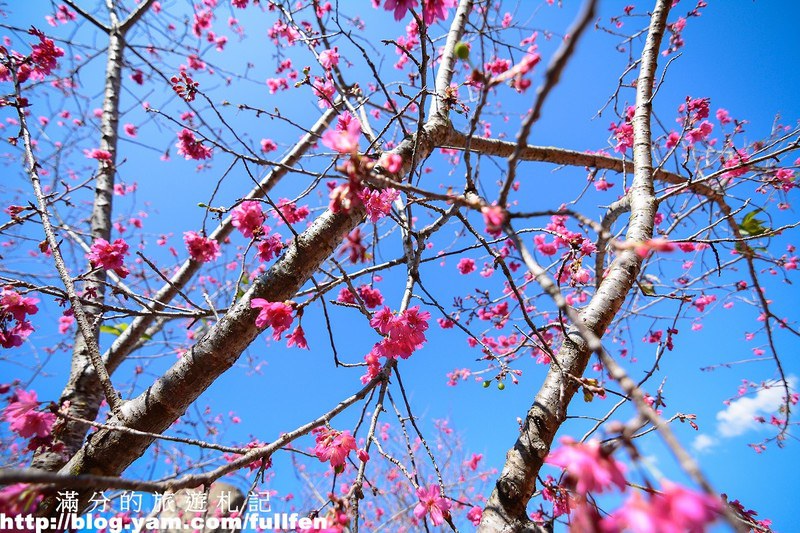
left=545, top=437, right=627, bottom=494
left=359, top=187, right=399, bottom=223
left=368, top=305, right=431, bottom=360
left=322, top=116, right=362, bottom=154
left=603, top=481, right=721, bottom=532
left=176, top=129, right=212, bottom=160
left=286, top=326, right=308, bottom=349
left=414, top=484, right=451, bottom=526
left=377, top=152, right=403, bottom=173
left=383, top=0, right=419, bottom=21
left=183, top=231, right=220, bottom=263
left=421, top=0, right=457, bottom=25
left=87, top=238, right=130, bottom=278
left=0, top=287, right=38, bottom=347
left=481, top=204, right=506, bottom=237
left=26, top=28, right=65, bottom=81
left=260, top=138, right=277, bottom=153
left=84, top=148, right=113, bottom=161
left=319, top=47, right=340, bottom=69
left=274, top=198, right=310, bottom=224
left=256, top=234, right=284, bottom=263
left=1, top=289, right=39, bottom=323
left=457, top=258, right=475, bottom=274
left=3, top=389, right=56, bottom=439
left=313, top=427, right=356, bottom=472
left=231, top=200, right=266, bottom=238
left=250, top=299, right=294, bottom=340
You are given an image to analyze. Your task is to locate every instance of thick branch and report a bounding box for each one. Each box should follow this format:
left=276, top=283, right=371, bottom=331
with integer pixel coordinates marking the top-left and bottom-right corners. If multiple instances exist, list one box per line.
left=36, top=0, right=474, bottom=513
left=478, top=2, right=671, bottom=530
left=32, top=25, right=127, bottom=473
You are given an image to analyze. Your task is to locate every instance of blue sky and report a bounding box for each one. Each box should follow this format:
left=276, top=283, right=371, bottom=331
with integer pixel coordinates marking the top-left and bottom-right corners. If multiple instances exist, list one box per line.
left=1, top=0, right=799, bottom=530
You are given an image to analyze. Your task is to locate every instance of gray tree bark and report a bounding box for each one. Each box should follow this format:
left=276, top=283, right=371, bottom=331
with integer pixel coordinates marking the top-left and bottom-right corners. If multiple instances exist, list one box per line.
left=477, top=1, right=671, bottom=530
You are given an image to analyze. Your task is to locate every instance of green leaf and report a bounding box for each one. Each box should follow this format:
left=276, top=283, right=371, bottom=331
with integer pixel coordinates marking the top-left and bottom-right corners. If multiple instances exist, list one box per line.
left=100, top=322, right=151, bottom=341
left=739, top=209, right=769, bottom=237
left=583, top=388, right=594, bottom=402
left=100, top=324, right=126, bottom=337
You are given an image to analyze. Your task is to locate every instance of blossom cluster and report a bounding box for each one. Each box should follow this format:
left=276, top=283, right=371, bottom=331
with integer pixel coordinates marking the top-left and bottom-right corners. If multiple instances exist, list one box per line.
left=322, top=112, right=403, bottom=223
left=543, top=437, right=722, bottom=531
left=0, top=288, right=39, bottom=349
left=379, top=0, right=457, bottom=25
left=362, top=306, right=430, bottom=382
left=250, top=299, right=294, bottom=340
left=87, top=238, right=130, bottom=278
left=312, top=427, right=357, bottom=472
left=176, top=128, right=213, bottom=160
left=0, top=28, right=64, bottom=85
left=3, top=388, right=55, bottom=443
left=414, top=484, right=451, bottom=526
left=336, top=284, right=384, bottom=309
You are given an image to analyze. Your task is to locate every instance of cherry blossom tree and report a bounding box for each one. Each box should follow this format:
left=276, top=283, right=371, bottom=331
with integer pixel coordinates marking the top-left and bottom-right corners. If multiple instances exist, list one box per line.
left=0, top=0, right=797, bottom=531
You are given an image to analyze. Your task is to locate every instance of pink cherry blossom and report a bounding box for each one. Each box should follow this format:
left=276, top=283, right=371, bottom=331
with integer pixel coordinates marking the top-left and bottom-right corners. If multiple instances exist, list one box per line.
left=322, top=116, right=361, bottom=154
left=87, top=238, right=130, bottom=278
left=545, top=437, right=627, bottom=494
left=337, top=285, right=385, bottom=309
left=1, top=289, right=39, bottom=323
left=359, top=187, right=399, bottom=223
left=627, top=237, right=676, bottom=257
left=378, top=152, right=403, bottom=173
left=58, top=313, right=75, bottom=334
left=256, top=234, right=284, bottom=262
left=176, top=128, right=213, bottom=160
left=693, top=294, right=716, bottom=312
left=367, top=306, right=430, bottom=360
left=286, top=326, right=308, bottom=349
left=0, top=483, right=42, bottom=516
left=84, top=148, right=113, bottom=161
left=183, top=231, right=220, bottom=263
left=260, top=138, right=277, bottom=153
left=421, top=0, right=456, bottom=25
left=339, top=228, right=368, bottom=263
left=414, top=484, right=451, bottom=526
left=481, top=205, right=505, bottom=236
left=603, top=481, right=721, bottom=532
left=383, top=0, right=419, bottom=21
left=313, top=77, right=336, bottom=108
left=0, top=320, right=33, bottom=349
left=465, top=453, right=482, bottom=471
left=665, top=131, right=681, bottom=149
left=457, top=258, right=476, bottom=274
left=250, top=299, right=294, bottom=340
left=319, top=47, right=340, bottom=69
left=313, top=427, right=356, bottom=471
left=594, top=177, right=614, bottom=191
left=3, top=389, right=56, bottom=439
left=467, top=506, right=482, bottom=526
left=534, top=234, right=558, bottom=256
left=611, top=121, right=634, bottom=153
left=685, top=120, right=713, bottom=146
left=275, top=198, right=310, bottom=224
left=231, top=200, right=266, bottom=238
left=23, top=30, right=64, bottom=81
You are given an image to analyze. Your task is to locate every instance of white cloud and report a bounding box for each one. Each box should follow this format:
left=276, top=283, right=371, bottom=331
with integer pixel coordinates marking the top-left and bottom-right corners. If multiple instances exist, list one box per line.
left=692, top=434, right=717, bottom=453
left=715, top=377, right=796, bottom=438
